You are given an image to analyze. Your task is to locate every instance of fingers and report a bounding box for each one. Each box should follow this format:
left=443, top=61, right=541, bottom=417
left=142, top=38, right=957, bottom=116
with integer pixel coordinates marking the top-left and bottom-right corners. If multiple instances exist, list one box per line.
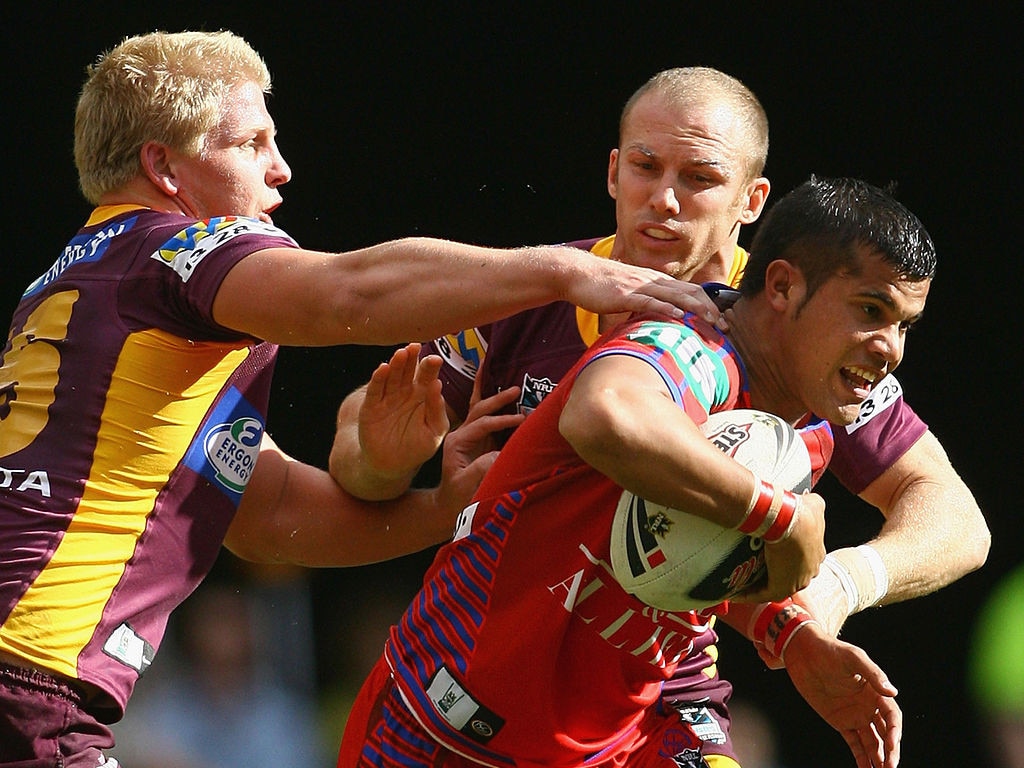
left=451, top=413, right=525, bottom=445
left=631, top=278, right=725, bottom=328
left=753, top=641, right=786, bottom=670
left=843, top=648, right=898, bottom=698
left=877, top=695, right=902, bottom=767
left=840, top=728, right=871, bottom=768
left=465, top=385, right=521, bottom=423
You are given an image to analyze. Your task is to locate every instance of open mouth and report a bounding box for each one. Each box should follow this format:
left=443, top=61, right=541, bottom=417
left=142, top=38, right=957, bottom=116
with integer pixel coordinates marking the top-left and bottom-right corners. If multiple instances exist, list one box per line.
left=641, top=226, right=678, bottom=241
left=842, top=365, right=881, bottom=398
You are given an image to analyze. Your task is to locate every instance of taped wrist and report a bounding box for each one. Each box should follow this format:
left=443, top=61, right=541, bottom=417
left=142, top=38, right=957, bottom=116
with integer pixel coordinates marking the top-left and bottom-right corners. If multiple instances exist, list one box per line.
left=737, top=476, right=800, bottom=543
left=823, top=545, right=889, bottom=615
left=749, top=598, right=818, bottom=661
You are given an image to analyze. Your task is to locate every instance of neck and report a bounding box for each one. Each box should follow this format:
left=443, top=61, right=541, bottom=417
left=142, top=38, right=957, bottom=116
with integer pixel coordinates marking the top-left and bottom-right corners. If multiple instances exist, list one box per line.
left=724, top=303, right=806, bottom=425
left=691, top=241, right=740, bottom=285
left=98, top=177, right=186, bottom=216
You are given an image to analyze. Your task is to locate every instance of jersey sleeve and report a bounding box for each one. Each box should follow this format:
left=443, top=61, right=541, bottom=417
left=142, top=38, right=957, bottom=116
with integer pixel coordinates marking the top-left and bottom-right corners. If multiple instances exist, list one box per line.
left=121, top=215, right=298, bottom=341
left=584, top=315, right=740, bottom=422
left=828, top=374, right=928, bottom=494
left=146, top=216, right=298, bottom=337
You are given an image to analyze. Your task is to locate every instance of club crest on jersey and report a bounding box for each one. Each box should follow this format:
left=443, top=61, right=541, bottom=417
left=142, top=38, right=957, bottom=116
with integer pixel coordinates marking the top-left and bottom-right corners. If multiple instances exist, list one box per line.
left=518, top=373, right=556, bottom=415
left=183, top=386, right=264, bottom=503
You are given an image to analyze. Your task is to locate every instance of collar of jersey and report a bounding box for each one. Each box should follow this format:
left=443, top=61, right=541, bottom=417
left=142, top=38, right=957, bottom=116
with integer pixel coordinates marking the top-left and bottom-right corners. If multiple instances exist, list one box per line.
left=86, top=204, right=150, bottom=226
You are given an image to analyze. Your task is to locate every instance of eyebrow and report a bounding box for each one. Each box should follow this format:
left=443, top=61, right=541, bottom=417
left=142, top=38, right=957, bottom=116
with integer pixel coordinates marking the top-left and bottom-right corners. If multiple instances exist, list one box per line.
left=858, top=287, right=926, bottom=324
left=626, top=144, right=730, bottom=174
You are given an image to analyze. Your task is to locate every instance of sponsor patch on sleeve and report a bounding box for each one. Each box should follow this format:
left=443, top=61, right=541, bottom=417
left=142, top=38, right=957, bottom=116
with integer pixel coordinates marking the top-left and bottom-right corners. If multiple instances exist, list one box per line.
left=844, top=374, right=903, bottom=434
left=151, top=216, right=294, bottom=283
left=433, top=329, right=487, bottom=381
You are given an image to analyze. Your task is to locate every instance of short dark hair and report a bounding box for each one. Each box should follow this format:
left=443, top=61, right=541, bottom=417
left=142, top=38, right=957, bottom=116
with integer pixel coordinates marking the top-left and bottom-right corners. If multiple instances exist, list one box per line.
left=740, top=176, right=937, bottom=300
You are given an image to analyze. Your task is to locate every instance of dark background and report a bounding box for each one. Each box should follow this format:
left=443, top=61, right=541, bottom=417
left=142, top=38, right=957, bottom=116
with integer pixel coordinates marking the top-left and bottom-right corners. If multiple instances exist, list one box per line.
left=3, top=5, right=1019, bottom=766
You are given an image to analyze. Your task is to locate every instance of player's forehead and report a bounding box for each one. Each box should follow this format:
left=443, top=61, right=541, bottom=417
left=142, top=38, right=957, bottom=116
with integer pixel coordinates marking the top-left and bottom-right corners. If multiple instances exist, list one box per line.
left=209, top=80, right=276, bottom=143
left=621, top=91, right=749, bottom=170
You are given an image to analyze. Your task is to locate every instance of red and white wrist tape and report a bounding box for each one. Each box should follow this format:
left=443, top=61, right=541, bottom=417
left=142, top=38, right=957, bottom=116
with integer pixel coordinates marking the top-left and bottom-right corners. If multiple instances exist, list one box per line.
left=750, top=598, right=818, bottom=661
left=737, top=477, right=800, bottom=543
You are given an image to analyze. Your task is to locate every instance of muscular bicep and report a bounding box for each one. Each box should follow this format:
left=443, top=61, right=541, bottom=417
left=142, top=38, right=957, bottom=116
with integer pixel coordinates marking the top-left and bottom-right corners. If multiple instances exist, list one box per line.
left=559, top=355, right=752, bottom=527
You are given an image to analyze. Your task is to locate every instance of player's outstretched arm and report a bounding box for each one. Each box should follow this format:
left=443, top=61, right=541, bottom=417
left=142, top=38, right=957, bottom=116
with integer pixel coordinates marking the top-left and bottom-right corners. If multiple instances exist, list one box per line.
left=856, top=429, right=988, bottom=606
left=213, top=239, right=724, bottom=347
left=791, top=430, right=989, bottom=639
left=226, top=433, right=455, bottom=566
left=229, top=386, right=527, bottom=566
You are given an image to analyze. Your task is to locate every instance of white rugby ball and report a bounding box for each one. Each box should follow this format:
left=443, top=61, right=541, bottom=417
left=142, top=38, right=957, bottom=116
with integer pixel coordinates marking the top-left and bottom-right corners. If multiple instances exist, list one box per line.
left=610, top=409, right=812, bottom=612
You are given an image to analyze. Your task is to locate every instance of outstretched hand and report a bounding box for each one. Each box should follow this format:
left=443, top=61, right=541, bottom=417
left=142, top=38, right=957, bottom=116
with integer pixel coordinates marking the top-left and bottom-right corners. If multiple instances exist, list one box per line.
left=357, top=343, right=450, bottom=479
left=783, top=623, right=901, bottom=768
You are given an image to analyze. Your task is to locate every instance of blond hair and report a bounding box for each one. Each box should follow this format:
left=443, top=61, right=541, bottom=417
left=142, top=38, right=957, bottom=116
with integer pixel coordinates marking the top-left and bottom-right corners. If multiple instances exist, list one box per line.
left=620, top=67, right=769, bottom=181
left=74, top=30, right=272, bottom=203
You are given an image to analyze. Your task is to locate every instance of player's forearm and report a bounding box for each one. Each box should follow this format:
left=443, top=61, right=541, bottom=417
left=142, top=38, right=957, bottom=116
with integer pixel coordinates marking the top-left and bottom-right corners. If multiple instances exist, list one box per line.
left=855, top=429, right=989, bottom=607
left=868, top=477, right=989, bottom=604
left=560, top=366, right=755, bottom=529
left=227, top=443, right=453, bottom=567
left=219, top=240, right=592, bottom=347
left=229, top=484, right=452, bottom=568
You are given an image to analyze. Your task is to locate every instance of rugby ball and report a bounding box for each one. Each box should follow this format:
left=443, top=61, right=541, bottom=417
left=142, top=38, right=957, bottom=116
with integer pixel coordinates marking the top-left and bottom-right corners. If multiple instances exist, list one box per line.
left=609, top=409, right=812, bottom=612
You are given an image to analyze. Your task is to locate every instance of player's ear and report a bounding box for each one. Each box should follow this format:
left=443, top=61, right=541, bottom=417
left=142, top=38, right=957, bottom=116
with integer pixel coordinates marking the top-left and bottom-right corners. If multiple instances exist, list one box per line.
left=607, top=148, right=620, bottom=200
left=139, top=140, right=179, bottom=195
left=763, top=260, right=801, bottom=311
left=740, top=176, right=770, bottom=224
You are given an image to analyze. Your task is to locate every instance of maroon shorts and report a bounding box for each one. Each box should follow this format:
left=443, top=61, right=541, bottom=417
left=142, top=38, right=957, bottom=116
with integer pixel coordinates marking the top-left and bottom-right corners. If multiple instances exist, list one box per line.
left=0, top=660, right=117, bottom=767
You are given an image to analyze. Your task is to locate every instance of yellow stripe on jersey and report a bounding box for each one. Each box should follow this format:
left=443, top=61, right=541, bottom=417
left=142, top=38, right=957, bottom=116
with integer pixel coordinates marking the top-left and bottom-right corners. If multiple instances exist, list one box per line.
left=575, top=236, right=750, bottom=346
left=706, top=756, right=742, bottom=768
left=0, top=329, right=250, bottom=676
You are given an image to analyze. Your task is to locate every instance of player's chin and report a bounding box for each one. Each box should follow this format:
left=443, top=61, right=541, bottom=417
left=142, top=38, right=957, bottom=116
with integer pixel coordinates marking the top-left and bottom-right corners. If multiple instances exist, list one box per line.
left=825, top=401, right=862, bottom=427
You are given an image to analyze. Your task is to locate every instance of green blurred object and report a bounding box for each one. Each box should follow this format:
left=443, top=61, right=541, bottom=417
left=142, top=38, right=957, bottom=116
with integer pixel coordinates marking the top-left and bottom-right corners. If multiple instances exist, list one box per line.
left=969, top=563, right=1024, bottom=713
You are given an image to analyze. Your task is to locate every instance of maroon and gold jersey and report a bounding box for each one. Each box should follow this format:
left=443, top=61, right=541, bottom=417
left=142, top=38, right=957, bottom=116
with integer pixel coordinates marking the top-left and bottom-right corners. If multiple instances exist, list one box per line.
left=0, top=205, right=296, bottom=720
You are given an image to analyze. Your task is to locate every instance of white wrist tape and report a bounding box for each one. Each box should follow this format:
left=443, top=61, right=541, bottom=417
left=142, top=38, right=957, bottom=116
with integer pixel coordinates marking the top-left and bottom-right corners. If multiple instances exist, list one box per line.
left=826, top=545, right=889, bottom=615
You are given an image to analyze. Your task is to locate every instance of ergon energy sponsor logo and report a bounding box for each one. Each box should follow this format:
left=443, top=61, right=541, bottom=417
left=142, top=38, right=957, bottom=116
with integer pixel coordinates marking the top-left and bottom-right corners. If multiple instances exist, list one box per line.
left=202, top=416, right=262, bottom=494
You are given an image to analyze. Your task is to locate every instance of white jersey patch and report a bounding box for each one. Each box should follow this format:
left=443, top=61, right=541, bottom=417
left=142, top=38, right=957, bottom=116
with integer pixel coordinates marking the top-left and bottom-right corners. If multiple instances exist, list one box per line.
left=844, top=374, right=903, bottom=434
left=453, top=502, right=478, bottom=541
left=151, top=216, right=294, bottom=283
